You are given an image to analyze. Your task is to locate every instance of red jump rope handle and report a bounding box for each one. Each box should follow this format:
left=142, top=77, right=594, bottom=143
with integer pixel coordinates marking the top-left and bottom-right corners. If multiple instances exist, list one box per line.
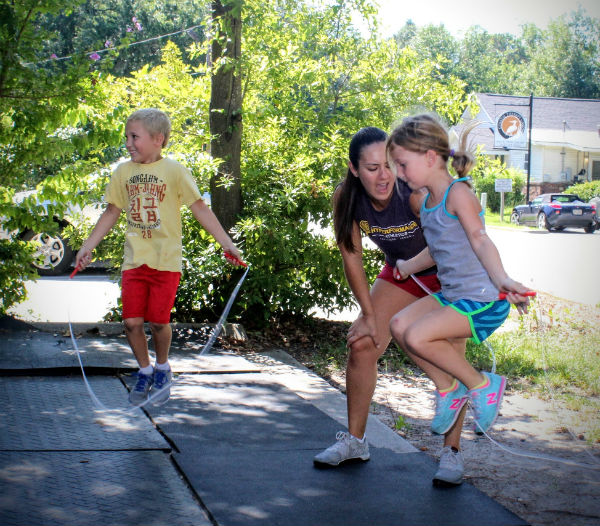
left=498, top=291, right=536, bottom=300
left=224, top=252, right=248, bottom=267
left=70, top=266, right=80, bottom=279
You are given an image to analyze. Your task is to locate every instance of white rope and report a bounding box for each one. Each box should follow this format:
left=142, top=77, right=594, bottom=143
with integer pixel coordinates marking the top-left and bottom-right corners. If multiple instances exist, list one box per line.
left=69, top=263, right=249, bottom=412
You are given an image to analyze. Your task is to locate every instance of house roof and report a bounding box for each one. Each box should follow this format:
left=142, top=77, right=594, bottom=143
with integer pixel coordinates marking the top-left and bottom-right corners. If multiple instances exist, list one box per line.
left=453, top=93, right=600, bottom=153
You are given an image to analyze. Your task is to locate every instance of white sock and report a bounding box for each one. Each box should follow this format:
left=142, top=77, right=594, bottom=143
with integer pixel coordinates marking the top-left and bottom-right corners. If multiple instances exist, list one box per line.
left=139, top=365, right=153, bottom=375
left=155, top=361, right=170, bottom=371
left=351, top=434, right=366, bottom=443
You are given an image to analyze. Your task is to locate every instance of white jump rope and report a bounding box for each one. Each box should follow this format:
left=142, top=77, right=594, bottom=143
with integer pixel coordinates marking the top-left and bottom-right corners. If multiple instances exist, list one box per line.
left=68, top=257, right=250, bottom=414
left=408, top=272, right=600, bottom=470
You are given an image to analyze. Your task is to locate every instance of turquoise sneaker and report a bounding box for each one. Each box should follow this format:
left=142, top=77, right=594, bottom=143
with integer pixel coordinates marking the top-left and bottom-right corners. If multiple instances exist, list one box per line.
left=431, top=380, right=468, bottom=435
left=467, top=372, right=506, bottom=433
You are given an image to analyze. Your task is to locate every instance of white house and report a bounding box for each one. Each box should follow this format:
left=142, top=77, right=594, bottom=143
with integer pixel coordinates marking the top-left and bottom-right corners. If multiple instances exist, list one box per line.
left=452, top=93, right=600, bottom=198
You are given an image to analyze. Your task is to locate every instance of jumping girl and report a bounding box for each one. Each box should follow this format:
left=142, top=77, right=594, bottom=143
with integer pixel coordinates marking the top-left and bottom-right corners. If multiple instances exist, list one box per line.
left=387, top=113, right=533, bottom=437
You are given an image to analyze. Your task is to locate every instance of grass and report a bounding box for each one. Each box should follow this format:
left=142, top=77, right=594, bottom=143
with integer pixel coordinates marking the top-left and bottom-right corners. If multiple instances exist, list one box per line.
left=485, top=210, right=524, bottom=228
left=467, top=302, right=600, bottom=443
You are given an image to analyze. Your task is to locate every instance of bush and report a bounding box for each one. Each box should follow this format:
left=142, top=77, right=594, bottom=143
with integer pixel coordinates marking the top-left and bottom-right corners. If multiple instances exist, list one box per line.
left=469, top=155, right=525, bottom=212
left=0, top=240, right=38, bottom=315
left=565, top=180, right=600, bottom=201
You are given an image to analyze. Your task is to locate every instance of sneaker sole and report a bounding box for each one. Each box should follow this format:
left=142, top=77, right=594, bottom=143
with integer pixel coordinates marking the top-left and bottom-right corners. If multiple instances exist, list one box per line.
left=473, top=376, right=506, bottom=433
left=313, top=455, right=370, bottom=468
left=431, top=397, right=468, bottom=435
left=432, top=476, right=463, bottom=488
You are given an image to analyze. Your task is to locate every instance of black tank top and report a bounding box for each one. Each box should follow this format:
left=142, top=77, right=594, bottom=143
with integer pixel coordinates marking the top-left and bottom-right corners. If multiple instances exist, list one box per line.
left=353, top=180, right=435, bottom=276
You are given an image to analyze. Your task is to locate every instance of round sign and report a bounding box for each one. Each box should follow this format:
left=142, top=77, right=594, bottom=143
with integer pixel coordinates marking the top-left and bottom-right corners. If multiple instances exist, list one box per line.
left=497, top=111, right=525, bottom=139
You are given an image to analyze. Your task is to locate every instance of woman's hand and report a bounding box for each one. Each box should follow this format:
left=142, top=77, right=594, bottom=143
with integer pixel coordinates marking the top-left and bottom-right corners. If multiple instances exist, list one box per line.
left=347, top=313, right=380, bottom=349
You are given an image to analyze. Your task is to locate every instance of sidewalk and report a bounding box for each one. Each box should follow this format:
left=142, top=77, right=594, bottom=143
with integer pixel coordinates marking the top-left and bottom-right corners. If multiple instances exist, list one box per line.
left=0, top=317, right=528, bottom=526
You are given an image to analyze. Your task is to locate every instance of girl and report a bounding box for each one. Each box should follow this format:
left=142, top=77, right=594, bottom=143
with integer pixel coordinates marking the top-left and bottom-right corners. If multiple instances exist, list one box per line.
left=314, top=126, right=469, bottom=487
left=387, top=113, right=532, bottom=436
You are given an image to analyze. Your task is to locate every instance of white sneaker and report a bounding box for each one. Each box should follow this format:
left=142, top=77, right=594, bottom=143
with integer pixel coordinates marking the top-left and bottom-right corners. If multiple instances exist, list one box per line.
left=313, top=431, right=370, bottom=466
left=433, top=446, right=464, bottom=487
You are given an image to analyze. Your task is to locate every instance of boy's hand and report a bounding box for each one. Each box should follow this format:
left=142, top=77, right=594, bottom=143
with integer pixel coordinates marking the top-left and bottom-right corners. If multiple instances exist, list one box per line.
left=224, top=247, right=246, bottom=267
left=75, top=246, right=92, bottom=271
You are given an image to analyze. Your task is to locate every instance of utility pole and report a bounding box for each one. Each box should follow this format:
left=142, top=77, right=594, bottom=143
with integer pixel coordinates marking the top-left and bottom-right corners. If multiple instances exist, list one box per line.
left=526, top=93, right=533, bottom=202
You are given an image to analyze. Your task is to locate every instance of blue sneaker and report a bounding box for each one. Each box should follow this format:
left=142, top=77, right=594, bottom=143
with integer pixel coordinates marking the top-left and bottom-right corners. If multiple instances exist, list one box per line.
left=467, top=372, right=506, bottom=433
left=431, top=380, right=468, bottom=435
left=129, top=371, right=153, bottom=405
left=151, top=367, right=173, bottom=406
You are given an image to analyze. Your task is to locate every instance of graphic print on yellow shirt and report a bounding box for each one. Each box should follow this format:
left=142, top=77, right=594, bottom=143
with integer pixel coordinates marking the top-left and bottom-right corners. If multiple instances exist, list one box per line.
left=105, top=158, right=202, bottom=272
left=126, top=172, right=166, bottom=233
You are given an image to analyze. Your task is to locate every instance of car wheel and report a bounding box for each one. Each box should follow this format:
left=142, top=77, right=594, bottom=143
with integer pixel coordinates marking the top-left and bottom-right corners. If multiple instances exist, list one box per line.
left=537, top=212, right=550, bottom=231
left=584, top=224, right=596, bottom=234
left=510, top=211, right=520, bottom=225
left=22, top=229, right=74, bottom=275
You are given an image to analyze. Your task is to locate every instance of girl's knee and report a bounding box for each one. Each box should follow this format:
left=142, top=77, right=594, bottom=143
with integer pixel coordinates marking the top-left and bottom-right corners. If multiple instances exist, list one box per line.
left=389, top=312, right=409, bottom=341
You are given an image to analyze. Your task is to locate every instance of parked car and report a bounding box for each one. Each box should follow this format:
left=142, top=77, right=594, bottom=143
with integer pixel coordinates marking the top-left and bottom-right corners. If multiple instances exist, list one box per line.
left=1, top=190, right=105, bottom=275
left=510, top=193, right=597, bottom=233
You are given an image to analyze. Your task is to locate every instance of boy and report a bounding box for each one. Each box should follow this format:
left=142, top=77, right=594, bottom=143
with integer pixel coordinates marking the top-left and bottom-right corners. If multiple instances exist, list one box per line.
left=75, top=108, right=242, bottom=405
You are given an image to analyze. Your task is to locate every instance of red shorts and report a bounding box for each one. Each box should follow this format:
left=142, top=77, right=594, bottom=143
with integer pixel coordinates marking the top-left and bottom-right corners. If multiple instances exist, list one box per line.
left=376, top=263, right=441, bottom=298
left=121, top=264, right=181, bottom=324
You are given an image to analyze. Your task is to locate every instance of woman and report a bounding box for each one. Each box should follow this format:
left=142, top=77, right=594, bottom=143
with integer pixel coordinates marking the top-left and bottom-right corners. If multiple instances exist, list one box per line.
left=313, top=127, right=467, bottom=487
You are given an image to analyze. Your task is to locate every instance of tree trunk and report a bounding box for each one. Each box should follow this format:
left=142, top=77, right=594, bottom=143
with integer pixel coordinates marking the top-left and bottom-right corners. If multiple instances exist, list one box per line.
left=209, top=0, right=243, bottom=232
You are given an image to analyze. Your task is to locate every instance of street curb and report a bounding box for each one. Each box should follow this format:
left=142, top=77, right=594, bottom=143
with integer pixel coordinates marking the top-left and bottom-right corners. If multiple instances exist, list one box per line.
left=28, top=321, right=248, bottom=340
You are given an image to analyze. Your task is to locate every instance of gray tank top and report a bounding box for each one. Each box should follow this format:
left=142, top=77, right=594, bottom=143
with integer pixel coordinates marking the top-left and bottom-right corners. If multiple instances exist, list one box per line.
left=420, top=178, right=498, bottom=302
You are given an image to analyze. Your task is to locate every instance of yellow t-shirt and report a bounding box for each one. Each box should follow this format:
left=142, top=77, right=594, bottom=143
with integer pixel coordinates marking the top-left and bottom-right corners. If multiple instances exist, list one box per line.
left=105, top=157, right=202, bottom=272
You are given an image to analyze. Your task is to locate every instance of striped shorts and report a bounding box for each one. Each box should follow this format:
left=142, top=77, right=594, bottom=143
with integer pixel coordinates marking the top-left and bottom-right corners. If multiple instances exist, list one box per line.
left=432, top=293, right=510, bottom=344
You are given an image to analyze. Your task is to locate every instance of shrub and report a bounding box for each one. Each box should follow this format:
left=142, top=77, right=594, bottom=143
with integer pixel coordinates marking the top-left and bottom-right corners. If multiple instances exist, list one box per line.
left=565, top=180, right=600, bottom=201
left=0, top=240, right=38, bottom=315
left=469, top=155, right=525, bottom=212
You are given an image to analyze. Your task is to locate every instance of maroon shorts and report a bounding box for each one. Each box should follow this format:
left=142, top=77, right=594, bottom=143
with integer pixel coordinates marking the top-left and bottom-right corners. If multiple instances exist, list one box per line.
left=121, top=264, right=181, bottom=324
left=376, top=263, right=441, bottom=298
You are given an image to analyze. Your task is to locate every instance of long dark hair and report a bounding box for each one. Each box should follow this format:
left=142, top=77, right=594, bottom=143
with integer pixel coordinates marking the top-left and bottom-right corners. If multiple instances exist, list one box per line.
left=334, top=127, right=388, bottom=252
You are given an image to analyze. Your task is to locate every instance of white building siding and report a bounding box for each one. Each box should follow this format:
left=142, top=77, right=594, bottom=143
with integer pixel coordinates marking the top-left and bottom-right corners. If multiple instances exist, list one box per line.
left=531, top=147, right=544, bottom=182
left=508, top=150, right=525, bottom=170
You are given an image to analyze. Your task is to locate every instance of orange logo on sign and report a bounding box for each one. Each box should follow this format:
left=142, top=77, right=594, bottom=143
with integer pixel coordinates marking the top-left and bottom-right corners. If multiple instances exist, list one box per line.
left=497, top=112, right=525, bottom=140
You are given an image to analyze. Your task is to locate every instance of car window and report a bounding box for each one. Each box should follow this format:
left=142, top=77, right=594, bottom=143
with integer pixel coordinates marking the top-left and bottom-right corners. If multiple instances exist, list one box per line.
left=551, top=195, right=581, bottom=204
left=532, top=197, right=543, bottom=205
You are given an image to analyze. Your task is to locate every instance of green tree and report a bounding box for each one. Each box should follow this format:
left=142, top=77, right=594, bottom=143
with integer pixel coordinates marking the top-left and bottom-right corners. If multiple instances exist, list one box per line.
left=455, top=27, right=527, bottom=95
left=37, top=0, right=208, bottom=76
left=0, top=0, right=133, bottom=314
left=521, top=9, right=600, bottom=98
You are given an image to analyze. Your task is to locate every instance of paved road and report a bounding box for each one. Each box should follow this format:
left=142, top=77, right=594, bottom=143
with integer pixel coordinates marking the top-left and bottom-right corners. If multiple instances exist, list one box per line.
left=487, top=226, right=599, bottom=306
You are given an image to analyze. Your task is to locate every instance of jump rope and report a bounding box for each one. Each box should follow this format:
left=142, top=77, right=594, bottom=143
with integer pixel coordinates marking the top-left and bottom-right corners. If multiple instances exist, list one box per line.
left=68, top=253, right=249, bottom=414
left=408, top=272, right=600, bottom=470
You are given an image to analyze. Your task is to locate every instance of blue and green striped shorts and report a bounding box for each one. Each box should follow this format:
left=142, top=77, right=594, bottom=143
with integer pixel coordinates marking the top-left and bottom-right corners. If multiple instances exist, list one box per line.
left=432, top=293, right=510, bottom=344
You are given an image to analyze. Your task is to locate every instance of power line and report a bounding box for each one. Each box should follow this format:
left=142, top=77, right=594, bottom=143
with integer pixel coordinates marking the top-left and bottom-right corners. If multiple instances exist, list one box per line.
left=27, top=23, right=204, bottom=66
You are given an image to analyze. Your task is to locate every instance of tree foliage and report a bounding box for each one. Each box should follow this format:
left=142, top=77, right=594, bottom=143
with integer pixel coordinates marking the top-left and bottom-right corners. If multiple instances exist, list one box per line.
left=36, top=0, right=208, bottom=76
